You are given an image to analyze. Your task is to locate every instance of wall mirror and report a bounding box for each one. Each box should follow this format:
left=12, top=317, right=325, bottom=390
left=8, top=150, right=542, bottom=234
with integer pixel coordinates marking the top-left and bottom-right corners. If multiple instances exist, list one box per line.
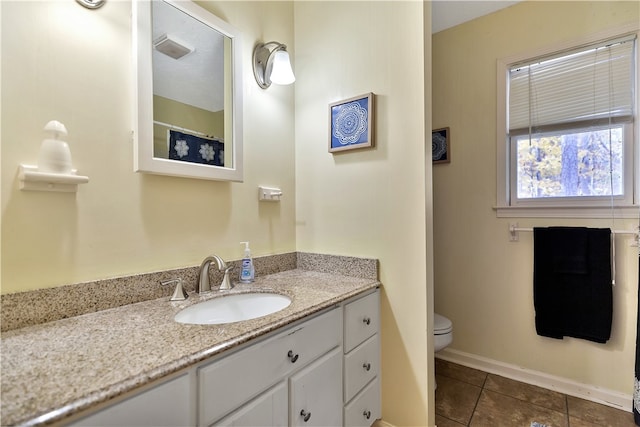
left=133, top=0, right=243, bottom=181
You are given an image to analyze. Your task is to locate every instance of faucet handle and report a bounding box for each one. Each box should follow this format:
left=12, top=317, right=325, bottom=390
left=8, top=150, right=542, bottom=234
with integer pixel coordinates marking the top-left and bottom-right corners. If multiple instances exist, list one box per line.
left=219, top=265, right=234, bottom=291
left=161, top=278, right=188, bottom=301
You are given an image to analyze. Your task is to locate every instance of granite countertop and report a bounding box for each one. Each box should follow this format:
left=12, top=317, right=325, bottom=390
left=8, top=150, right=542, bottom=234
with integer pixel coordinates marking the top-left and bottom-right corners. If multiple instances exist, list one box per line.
left=1, top=268, right=379, bottom=426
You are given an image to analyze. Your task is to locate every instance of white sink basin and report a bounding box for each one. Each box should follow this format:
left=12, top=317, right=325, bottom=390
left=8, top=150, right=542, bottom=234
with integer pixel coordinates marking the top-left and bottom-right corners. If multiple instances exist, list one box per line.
left=174, top=293, right=292, bottom=325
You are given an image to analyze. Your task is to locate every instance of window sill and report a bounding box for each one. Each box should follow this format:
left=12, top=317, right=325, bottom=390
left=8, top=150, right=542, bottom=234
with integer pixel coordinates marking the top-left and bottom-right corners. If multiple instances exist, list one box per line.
left=494, top=204, right=640, bottom=219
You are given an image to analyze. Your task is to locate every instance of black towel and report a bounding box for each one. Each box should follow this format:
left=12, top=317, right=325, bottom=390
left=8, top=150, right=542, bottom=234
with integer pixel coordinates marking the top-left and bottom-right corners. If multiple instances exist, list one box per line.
left=533, top=227, right=612, bottom=343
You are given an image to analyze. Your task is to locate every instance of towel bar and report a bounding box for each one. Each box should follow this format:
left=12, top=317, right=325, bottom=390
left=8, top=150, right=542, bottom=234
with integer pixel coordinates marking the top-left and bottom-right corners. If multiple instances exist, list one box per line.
left=509, top=223, right=640, bottom=244
left=509, top=223, right=639, bottom=285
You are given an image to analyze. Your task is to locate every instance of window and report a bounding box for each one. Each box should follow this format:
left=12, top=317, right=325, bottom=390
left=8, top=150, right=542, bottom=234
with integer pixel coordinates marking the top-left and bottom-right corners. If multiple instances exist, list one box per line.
left=496, top=29, right=638, bottom=217
left=513, top=126, right=625, bottom=200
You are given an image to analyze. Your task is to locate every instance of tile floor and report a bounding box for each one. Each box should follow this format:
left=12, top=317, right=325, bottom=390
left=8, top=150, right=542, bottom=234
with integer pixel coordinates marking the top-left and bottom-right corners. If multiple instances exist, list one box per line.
left=435, top=358, right=636, bottom=427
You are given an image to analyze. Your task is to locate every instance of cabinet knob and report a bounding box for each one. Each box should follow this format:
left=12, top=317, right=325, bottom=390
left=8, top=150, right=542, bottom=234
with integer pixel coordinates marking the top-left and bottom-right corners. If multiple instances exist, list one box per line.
left=363, top=317, right=371, bottom=325
left=363, top=410, right=371, bottom=419
left=300, top=409, right=311, bottom=422
left=287, top=350, right=299, bottom=363
left=363, top=362, right=371, bottom=371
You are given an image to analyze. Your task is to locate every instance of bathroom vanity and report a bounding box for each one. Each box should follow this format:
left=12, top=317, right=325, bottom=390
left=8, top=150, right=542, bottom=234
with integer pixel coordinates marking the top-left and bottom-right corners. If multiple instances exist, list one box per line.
left=0, top=257, right=380, bottom=427
left=67, top=290, right=380, bottom=427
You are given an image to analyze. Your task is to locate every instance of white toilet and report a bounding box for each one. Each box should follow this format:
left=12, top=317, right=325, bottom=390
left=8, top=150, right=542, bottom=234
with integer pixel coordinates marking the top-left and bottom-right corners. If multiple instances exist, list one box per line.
left=434, top=313, right=453, bottom=352
left=434, top=313, right=453, bottom=390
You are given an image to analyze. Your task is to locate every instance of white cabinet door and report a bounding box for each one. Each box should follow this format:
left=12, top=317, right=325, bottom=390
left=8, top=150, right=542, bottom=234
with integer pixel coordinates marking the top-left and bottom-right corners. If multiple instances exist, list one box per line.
left=67, top=373, right=192, bottom=427
left=290, top=348, right=342, bottom=427
left=199, top=308, right=341, bottom=426
left=213, top=381, right=287, bottom=427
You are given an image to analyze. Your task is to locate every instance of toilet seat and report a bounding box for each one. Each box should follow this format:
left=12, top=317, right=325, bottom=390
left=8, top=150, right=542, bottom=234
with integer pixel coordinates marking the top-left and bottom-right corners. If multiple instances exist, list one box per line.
left=434, top=313, right=452, bottom=335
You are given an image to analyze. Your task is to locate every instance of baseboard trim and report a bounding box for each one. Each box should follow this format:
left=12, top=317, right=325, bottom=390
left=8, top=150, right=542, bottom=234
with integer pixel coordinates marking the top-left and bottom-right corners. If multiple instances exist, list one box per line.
left=372, top=420, right=395, bottom=427
left=436, top=348, right=632, bottom=412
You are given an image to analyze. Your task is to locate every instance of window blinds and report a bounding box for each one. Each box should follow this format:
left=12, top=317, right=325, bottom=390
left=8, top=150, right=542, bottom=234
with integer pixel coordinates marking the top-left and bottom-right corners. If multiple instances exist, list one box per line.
left=509, top=35, right=636, bottom=135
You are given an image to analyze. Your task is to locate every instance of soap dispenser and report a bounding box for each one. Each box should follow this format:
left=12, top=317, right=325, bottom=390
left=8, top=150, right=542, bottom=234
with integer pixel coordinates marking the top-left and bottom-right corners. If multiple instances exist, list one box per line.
left=239, top=241, right=255, bottom=283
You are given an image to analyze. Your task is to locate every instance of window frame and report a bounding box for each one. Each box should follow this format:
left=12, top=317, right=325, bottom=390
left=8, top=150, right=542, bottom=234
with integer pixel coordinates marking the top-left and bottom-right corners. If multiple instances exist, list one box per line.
left=496, top=25, right=640, bottom=218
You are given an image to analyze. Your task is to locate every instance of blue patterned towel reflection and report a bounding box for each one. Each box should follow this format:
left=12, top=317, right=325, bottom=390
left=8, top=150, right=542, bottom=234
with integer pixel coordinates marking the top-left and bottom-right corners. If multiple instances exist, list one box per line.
left=169, top=130, right=224, bottom=167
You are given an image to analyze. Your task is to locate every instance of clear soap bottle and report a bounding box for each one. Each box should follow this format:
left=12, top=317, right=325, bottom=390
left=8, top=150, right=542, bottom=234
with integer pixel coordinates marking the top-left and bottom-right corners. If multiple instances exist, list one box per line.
left=239, top=241, right=255, bottom=283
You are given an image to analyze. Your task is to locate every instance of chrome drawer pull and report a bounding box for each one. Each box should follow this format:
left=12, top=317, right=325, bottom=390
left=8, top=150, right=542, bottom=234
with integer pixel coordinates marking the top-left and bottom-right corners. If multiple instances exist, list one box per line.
left=363, top=410, right=371, bottom=419
left=363, top=317, right=371, bottom=325
left=300, top=409, right=311, bottom=422
left=287, top=350, right=299, bottom=363
left=363, top=362, right=371, bottom=371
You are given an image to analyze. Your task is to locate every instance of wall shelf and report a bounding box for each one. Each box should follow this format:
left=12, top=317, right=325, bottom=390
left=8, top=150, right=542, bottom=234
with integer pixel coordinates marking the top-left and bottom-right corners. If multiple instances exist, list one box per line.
left=19, top=165, right=89, bottom=193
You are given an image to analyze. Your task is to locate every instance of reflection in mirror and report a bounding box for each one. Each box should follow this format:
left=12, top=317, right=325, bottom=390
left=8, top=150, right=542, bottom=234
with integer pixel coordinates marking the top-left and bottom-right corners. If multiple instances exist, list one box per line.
left=134, top=0, right=243, bottom=181
left=152, top=1, right=228, bottom=167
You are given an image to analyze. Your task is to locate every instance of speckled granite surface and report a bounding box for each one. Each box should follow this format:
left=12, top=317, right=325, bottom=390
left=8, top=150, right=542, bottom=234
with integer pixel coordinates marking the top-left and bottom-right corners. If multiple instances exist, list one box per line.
left=1, top=253, right=297, bottom=332
left=297, top=252, right=378, bottom=279
left=1, top=254, right=379, bottom=426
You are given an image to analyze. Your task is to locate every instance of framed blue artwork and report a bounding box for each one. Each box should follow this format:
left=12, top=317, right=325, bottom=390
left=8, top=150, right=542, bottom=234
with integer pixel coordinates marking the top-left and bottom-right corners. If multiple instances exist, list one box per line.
left=329, top=93, right=374, bottom=153
left=432, top=127, right=450, bottom=164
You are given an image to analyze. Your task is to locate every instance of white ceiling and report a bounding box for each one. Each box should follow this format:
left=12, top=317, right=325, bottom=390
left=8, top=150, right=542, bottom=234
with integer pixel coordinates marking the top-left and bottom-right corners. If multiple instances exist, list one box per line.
left=152, top=1, right=225, bottom=113
left=431, top=1, right=522, bottom=33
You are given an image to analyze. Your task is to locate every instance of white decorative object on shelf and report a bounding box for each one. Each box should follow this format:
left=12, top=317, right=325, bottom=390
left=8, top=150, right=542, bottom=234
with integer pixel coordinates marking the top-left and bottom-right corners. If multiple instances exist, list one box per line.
left=19, top=121, right=89, bottom=193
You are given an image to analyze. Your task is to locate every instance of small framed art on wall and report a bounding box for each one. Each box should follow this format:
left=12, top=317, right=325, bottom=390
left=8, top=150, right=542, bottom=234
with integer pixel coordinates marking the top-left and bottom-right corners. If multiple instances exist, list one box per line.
left=329, top=93, right=374, bottom=153
left=432, top=127, right=450, bottom=163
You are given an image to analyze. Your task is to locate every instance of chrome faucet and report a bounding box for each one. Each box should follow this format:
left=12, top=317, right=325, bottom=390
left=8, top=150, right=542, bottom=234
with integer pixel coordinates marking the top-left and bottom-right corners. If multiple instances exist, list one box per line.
left=197, top=255, right=234, bottom=293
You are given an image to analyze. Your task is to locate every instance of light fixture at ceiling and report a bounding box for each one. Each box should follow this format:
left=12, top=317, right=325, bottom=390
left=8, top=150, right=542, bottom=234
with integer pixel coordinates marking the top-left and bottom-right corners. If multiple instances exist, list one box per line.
left=153, top=34, right=194, bottom=60
left=252, top=41, right=295, bottom=89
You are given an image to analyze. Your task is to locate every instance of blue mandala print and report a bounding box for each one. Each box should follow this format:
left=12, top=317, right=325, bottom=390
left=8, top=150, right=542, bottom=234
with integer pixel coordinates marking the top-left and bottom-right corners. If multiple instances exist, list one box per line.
left=432, top=133, right=447, bottom=160
left=333, top=101, right=368, bottom=145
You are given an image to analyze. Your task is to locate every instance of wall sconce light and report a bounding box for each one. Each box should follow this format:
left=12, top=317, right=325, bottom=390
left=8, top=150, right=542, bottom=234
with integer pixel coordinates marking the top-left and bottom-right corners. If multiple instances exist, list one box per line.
left=252, top=41, right=295, bottom=89
left=76, top=0, right=106, bottom=9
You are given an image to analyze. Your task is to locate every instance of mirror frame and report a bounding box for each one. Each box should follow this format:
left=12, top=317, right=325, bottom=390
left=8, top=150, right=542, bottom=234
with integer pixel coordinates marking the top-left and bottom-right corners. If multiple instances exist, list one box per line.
left=133, top=0, right=243, bottom=182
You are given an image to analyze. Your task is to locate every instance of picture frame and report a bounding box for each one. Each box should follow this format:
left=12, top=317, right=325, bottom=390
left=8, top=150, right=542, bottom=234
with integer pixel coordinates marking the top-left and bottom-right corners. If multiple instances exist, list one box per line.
left=432, top=127, right=450, bottom=163
left=329, top=93, right=374, bottom=153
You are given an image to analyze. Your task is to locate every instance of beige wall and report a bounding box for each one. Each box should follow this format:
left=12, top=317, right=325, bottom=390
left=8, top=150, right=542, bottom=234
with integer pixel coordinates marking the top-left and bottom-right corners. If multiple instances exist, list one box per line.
left=432, top=1, right=639, bottom=395
left=1, top=0, right=296, bottom=293
left=294, top=2, right=432, bottom=425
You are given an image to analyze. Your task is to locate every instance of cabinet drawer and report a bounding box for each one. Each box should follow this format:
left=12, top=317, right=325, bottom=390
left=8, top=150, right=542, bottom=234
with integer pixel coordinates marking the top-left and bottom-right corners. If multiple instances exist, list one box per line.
left=290, top=348, right=343, bottom=427
left=344, top=377, right=380, bottom=427
left=199, top=308, right=341, bottom=425
left=344, top=290, right=379, bottom=353
left=344, top=334, right=379, bottom=402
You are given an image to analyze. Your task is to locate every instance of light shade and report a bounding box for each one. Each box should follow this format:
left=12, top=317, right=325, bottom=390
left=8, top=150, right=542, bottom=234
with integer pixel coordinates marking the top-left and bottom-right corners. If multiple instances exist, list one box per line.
left=270, top=50, right=295, bottom=85
left=253, top=42, right=295, bottom=89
